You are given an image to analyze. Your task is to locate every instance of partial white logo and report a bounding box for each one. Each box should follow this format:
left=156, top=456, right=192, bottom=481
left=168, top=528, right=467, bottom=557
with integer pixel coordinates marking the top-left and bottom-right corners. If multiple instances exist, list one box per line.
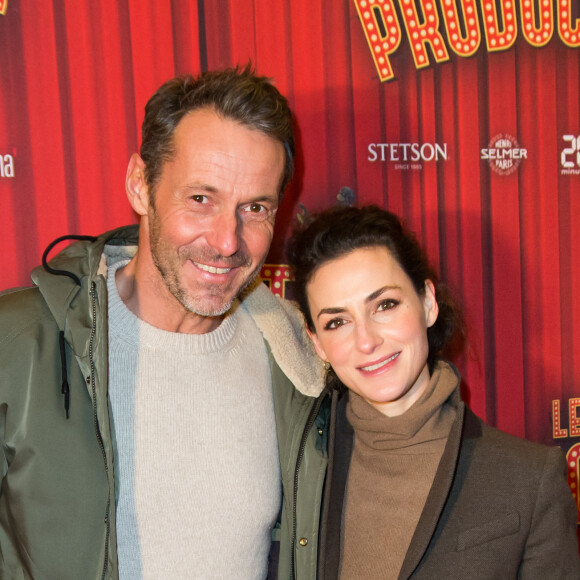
left=561, top=135, right=580, bottom=176
left=0, top=154, right=14, bottom=178
left=481, top=134, right=526, bottom=176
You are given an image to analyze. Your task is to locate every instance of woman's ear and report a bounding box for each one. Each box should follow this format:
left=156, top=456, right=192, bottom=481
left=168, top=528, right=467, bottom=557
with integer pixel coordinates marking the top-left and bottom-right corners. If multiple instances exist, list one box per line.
left=424, top=280, right=439, bottom=328
left=125, top=153, right=150, bottom=217
left=306, top=327, right=328, bottom=363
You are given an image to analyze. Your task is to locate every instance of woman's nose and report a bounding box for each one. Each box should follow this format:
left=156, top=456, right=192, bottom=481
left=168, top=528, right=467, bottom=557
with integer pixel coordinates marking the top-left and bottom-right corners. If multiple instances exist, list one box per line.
left=355, top=319, right=383, bottom=354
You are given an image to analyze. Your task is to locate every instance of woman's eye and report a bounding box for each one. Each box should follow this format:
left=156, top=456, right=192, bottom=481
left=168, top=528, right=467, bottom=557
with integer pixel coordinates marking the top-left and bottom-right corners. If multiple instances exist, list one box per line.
left=377, top=299, right=398, bottom=311
left=324, top=318, right=345, bottom=330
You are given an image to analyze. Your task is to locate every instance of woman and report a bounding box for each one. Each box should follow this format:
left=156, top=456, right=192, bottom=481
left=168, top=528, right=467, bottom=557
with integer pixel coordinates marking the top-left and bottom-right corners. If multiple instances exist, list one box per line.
left=286, top=205, right=579, bottom=579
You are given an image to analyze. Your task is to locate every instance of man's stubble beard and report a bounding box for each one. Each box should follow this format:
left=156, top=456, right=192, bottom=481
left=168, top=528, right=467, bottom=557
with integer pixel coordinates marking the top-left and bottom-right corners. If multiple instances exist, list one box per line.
left=148, top=210, right=263, bottom=318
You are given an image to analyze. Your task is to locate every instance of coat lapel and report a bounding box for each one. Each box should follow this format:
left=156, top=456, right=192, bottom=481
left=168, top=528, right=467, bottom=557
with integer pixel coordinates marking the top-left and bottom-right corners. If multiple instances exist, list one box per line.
left=319, top=392, right=353, bottom=580
left=398, top=401, right=466, bottom=579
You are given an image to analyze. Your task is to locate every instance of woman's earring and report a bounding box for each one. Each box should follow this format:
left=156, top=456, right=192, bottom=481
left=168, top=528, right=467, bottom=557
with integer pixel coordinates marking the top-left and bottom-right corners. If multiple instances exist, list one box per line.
left=324, top=361, right=331, bottom=371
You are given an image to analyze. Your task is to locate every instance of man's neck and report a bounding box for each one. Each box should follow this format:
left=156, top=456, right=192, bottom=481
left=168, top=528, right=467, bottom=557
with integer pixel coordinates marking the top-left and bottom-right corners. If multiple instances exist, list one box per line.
left=114, top=255, right=223, bottom=335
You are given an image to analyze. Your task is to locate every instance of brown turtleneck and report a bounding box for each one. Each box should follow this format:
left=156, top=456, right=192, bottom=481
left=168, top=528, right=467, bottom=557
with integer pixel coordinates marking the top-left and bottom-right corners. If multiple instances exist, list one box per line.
left=340, top=364, right=460, bottom=579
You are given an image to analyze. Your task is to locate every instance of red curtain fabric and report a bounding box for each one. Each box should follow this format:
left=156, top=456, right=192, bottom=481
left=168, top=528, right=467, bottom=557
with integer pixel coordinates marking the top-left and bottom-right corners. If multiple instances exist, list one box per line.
left=1, top=0, right=579, bottom=516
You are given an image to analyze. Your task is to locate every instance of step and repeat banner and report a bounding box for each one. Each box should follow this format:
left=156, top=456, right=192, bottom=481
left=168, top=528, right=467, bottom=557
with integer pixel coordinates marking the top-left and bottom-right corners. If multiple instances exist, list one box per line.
left=1, top=0, right=579, bottom=522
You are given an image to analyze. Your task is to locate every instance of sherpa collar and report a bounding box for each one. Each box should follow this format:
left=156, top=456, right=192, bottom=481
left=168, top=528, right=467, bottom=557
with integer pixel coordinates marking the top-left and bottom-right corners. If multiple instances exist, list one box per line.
left=240, top=280, right=325, bottom=397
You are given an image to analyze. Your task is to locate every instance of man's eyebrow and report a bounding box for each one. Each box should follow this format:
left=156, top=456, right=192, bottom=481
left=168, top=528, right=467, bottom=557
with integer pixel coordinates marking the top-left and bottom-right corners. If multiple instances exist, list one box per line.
left=178, top=185, right=279, bottom=203
left=316, top=285, right=402, bottom=319
left=245, top=193, right=279, bottom=204
left=180, top=183, right=218, bottom=194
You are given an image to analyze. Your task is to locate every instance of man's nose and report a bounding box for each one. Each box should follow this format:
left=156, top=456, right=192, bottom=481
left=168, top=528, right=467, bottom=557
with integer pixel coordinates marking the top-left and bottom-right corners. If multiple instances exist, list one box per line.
left=205, top=210, right=241, bottom=257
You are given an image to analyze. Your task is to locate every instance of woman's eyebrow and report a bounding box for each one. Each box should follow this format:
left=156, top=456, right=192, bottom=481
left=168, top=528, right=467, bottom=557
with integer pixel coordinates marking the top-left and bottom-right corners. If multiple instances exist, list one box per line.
left=316, top=285, right=402, bottom=319
left=316, top=306, right=346, bottom=319
left=366, top=285, right=401, bottom=303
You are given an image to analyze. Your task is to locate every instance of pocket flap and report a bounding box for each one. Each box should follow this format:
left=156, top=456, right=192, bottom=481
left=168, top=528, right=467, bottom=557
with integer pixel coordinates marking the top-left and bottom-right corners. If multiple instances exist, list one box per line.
left=457, top=511, right=520, bottom=551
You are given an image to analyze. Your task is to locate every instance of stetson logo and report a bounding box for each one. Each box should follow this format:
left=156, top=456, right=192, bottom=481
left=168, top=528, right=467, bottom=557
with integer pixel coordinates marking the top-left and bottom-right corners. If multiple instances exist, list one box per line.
left=0, top=0, right=7, bottom=16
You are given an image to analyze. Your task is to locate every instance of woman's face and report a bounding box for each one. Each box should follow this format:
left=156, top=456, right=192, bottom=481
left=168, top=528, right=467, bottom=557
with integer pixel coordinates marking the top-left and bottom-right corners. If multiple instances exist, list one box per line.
left=306, top=246, right=438, bottom=416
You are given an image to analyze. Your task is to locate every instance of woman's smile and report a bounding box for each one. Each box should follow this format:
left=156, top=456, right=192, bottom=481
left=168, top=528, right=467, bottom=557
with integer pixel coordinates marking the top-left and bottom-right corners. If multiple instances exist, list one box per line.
left=358, top=351, right=400, bottom=374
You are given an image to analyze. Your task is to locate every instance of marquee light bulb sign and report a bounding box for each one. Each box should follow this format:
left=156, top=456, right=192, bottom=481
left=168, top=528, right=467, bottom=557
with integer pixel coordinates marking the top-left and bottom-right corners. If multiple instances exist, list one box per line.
left=353, top=0, right=580, bottom=81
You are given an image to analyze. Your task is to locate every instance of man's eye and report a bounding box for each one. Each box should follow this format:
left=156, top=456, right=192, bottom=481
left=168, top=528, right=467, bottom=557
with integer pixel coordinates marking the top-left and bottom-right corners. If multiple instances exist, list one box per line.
left=191, top=194, right=208, bottom=203
left=244, top=203, right=266, bottom=213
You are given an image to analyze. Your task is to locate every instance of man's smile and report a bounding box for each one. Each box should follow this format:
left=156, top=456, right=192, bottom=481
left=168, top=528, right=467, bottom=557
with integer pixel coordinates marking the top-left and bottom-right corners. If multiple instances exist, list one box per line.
left=193, top=261, right=233, bottom=275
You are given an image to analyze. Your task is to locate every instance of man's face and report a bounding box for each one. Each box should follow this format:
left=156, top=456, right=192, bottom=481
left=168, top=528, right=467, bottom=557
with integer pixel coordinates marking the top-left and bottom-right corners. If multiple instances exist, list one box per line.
left=141, top=108, right=285, bottom=320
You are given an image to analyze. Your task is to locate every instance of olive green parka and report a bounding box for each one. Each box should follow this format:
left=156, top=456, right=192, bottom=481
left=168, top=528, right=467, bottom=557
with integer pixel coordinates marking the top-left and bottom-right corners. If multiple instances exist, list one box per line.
left=0, top=226, right=327, bottom=579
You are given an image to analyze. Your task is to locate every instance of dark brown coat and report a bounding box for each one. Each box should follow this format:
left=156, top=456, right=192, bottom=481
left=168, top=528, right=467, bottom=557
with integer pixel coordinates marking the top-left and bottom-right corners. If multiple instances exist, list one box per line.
left=319, top=392, right=579, bottom=579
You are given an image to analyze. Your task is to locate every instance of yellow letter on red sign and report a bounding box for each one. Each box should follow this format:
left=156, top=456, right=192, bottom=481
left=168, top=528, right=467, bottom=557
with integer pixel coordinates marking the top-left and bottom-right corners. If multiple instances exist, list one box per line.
left=398, top=0, right=450, bottom=69
left=570, top=398, right=580, bottom=437
left=566, top=443, right=580, bottom=524
left=558, top=0, right=580, bottom=47
left=553, top=400, right=569, bottom=438
left=440, top=0, right=481, bottom=57
left=260, top=265, right=292, bottom=299
left=481, top=0, right=518, bottom=51
left=353, top=0, right=402, bottom=81
left=521, top=0, right=553, bottom=46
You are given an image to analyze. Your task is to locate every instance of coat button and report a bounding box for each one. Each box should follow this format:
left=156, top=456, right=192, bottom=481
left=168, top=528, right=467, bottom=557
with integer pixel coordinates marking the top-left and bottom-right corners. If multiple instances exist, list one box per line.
left=299, top=538, right=308, bottom=546
left=317, top=428, right=323, bottom=435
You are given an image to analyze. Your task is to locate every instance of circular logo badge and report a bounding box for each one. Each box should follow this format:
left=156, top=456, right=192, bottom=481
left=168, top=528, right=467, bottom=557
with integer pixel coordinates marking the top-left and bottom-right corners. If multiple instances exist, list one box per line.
left=483, top=134, right=526, bottom=176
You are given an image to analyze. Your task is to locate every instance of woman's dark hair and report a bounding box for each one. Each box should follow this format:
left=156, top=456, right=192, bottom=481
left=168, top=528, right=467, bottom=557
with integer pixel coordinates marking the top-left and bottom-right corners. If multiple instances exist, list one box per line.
left=140, top=64, right=294, bottom=201
left=286, top=205, right=463, bottom=373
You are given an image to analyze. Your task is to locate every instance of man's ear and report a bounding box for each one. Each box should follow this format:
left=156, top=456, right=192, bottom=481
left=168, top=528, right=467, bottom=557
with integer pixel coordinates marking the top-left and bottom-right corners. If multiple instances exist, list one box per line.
left=306, top=327, right=328, bottom=362
left=424, top=280, right=439, bottom=328
left=125, top=153, right=150, bottom=216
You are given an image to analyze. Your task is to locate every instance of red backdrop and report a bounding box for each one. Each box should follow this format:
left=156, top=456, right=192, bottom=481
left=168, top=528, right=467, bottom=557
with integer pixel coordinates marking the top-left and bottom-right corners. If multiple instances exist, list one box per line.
left=1, top=0, right=579, bottom=526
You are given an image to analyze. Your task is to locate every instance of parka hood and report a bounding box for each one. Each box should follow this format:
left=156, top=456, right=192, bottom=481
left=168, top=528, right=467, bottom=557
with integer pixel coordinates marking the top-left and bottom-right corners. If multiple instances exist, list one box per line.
left=32, top=226, right=138, bottom=325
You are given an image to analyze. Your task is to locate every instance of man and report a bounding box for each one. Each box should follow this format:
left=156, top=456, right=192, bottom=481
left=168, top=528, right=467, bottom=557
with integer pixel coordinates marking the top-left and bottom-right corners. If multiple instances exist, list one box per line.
left=0, top=67, right=326, bottom=579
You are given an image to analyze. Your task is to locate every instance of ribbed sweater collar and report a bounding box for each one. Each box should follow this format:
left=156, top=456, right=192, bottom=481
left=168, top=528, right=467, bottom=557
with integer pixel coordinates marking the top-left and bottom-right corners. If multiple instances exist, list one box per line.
left=346, top=361, right=461, bottom=449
